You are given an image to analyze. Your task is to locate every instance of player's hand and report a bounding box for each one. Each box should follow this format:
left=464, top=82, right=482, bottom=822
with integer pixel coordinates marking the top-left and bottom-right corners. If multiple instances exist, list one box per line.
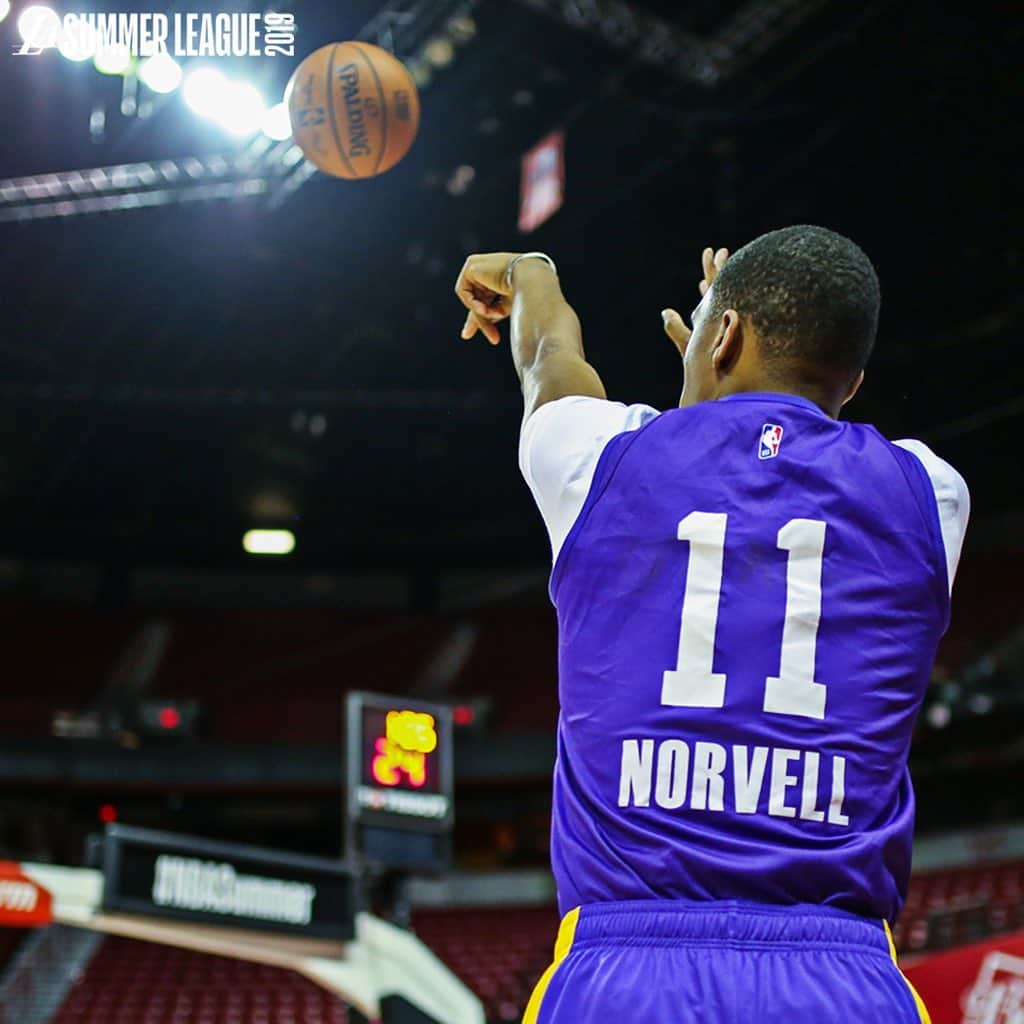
left=700, top=246, right=729, bottom=296
left=661, top=246, right=729, bottom=357
left=454, top=252, right=521, bottom=346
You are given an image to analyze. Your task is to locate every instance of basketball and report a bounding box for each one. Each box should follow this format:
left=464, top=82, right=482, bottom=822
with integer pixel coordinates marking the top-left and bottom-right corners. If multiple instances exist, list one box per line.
left=285, top=42, right=421, bottom=180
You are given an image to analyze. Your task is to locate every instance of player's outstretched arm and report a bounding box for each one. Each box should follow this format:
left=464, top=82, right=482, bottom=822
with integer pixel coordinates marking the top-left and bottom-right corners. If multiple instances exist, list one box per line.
left=510, top=259, right=606, bottom=419
left=453, top=252, right=606, bottom=420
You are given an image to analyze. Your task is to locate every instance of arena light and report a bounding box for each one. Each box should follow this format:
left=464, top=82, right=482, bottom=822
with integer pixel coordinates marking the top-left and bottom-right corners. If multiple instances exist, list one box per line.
left=0, top=0, right=12, bottom=25
left=262, top=102, right=292, bottom=141
left=216, top=80, right=266, bottom=136
left=407, top=59, right=432, bottom=89
left=423, top=36, right=455, bottom=68
left=183, top=67, right=229, bottom=118
left=447, top=14, right=476, bottom=44
left=452, top=704, right=475, bottom=727
left=158, top=706, right=181, bottom=729
left=18, top=5, right=60, bottom=50
left=139, top=52, right=183, bottom=94
left=968, top=693, right=994, bottom=715
left=242, top=529, right=295, bottom=556
left=184, top=69, right=266, bottom=136
left=57, top=18, right=97, bottom=61
left=94, top=42, right=132, bottom=75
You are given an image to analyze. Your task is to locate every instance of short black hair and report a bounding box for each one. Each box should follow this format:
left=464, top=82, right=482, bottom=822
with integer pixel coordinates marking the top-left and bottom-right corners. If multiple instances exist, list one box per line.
left=707, top=225, right=880, bottom=377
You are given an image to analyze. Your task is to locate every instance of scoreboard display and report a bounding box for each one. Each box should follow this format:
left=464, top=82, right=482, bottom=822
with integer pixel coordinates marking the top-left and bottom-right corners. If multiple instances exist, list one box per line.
left=345, top=692, right=454, bottom=869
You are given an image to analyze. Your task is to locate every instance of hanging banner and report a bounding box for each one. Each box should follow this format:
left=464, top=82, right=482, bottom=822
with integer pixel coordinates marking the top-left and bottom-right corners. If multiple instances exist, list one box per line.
left=519, top=130, right=565, bottom=234
left=903, top=931, right=1024, bottom=1023
left=0, top=861, right=53, bottom=927
left=100, top=825, right=357, bottom=940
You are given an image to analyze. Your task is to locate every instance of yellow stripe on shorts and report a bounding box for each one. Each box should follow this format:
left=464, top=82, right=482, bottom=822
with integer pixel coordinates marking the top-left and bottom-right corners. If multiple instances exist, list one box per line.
left=522, top=906, right=580, bottom=1024
left=884, top=920, right=932, bottom=1024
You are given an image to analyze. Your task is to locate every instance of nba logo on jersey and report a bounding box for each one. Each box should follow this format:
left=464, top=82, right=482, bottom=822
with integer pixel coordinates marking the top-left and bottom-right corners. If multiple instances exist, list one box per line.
left=758, top=423, right=784, bottom=459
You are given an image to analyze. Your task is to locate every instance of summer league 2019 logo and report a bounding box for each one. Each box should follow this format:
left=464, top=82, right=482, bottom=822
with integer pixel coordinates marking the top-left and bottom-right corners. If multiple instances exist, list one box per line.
left=12, top=7, right=296, bottom=59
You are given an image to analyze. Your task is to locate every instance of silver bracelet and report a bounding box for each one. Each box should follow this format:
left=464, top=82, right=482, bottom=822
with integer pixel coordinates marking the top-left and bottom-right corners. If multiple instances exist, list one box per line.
left=506, top=251, right=558, bottom=288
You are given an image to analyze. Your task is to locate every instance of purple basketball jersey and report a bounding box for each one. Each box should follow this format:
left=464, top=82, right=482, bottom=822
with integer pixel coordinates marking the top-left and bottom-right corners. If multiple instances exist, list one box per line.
left=549, top=393, right=950, bottom=923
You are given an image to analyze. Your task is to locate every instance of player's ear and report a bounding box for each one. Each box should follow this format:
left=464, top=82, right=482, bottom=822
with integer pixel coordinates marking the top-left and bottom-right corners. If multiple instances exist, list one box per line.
left=712, top=309, right=743, bottom=373
left=841, top=370, right=865, bottom=407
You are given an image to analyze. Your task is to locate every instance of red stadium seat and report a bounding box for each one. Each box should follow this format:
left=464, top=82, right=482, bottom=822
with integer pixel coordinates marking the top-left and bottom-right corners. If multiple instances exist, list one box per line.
left=49, top=936, right=349, bottom=1024
left=411, top=904, right=559, bottom=1021
left=0, top=604, right=566, bottom=742
left=893, top=858, right=1024, bottom=955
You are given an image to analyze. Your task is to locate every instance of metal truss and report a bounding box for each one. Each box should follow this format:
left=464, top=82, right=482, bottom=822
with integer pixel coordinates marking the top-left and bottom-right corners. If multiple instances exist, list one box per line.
left=706, top=0, right=833, bottom=78
left=0, top=0, right=478, bottom=224
left=513, top=0, right=832, bottom=85
left=0, top=137, right=308, bottom=223
left=515, top=0, right=718, bottom=84
left=358, top=0, right=478, bottom=55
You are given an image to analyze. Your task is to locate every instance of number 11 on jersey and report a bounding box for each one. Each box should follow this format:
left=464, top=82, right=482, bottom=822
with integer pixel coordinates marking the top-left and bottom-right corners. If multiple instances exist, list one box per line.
left=661, top=512, right=828, bottom=721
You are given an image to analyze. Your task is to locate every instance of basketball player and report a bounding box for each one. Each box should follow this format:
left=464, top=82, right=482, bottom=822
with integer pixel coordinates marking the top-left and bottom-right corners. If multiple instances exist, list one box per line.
left=453, top=226, right=968, bottom=1023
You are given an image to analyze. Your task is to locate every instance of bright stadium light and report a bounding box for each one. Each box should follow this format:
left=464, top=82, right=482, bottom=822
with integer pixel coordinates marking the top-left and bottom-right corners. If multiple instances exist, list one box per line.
left=58, top=19, right=97, bottom=61
left=94, top=42, right=132, bottom=75
left=261, top=101, right=292, bottom=141
left=216, top=80, right=266, bottom=136
left=423, top=36, right=455, bottom=68
left=184, top=67, right=228, bottom=117
left=242, top=530, right=295, bottom=556
left=447, top=14, right=477, bottom=44
left=407, top=59, right=432, bottom=89
left=139, top=52, right=183, bottom=94
left=18, top=5, right=60, bottom=50
left=0, top=1, right=12, bottom=25
left=185, top=69, right=265, bottom=136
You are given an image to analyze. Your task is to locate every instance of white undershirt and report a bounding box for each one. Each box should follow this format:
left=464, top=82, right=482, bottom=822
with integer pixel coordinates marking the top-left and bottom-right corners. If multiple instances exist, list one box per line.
left=519, top=396, right=970, bottom=593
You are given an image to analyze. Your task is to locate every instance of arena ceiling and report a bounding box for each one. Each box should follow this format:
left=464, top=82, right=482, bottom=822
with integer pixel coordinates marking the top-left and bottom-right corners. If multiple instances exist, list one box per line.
left=0, top=0, right=1019, bottom=576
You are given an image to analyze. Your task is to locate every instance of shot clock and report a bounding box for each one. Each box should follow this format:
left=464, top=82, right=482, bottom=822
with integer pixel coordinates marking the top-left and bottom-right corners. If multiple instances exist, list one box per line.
left=345, top=692, right=454, bottom=871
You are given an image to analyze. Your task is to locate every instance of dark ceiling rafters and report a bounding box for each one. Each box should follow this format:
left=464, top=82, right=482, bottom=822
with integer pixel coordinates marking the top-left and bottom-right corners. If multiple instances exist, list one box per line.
left=511, top=0, right=833, bottom=85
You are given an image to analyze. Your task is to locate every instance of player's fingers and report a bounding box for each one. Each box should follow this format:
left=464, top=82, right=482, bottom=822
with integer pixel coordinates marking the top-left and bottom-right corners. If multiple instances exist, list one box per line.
left=662, top=308, right=691, bottom=357
left=482, top=316, right=501, bottom=345
left=463, top=309, right=501, bottom=345
left=460, top=310, right=479, bottom=340
left=459, top=282, right=507, bottom=318
left=455, top=284, right=483, bottom=313
left=453, top=259, right=475, bottom=306
left=473, top=297, right=512, bottom=325
left=455, top=266, right=496, bottom=314
left=700, top=249, right=716, bottom=290
left=470, top=297, right=504, bottom=320
left=714, top=247, right=729, bottom=271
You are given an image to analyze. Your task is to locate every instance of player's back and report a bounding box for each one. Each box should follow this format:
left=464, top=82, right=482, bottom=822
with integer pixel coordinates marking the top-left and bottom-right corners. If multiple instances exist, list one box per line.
left=548, top=392, right=953, bottom=924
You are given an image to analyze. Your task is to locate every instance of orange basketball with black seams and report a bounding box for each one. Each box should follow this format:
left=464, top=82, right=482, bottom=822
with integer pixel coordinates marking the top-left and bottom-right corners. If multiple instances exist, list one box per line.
left=285, top=42, right=421, bottom=180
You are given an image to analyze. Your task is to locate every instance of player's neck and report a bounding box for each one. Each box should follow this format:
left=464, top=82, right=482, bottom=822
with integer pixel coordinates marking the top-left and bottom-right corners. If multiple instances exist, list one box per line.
left=714, top=379, right=842, bottom=419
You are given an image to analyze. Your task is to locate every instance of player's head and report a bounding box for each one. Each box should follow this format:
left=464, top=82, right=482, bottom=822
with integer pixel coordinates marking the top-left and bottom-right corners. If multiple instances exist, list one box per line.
left=679, top=225, right=880, bottom=415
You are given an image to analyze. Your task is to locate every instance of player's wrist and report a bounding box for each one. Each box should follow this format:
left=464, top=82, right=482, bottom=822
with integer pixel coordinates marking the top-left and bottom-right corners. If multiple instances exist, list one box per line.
left=506, top=252, right=559, bottom=291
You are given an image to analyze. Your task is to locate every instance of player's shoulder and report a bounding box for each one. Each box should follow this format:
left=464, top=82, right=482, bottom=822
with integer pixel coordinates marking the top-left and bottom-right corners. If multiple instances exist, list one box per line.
left=521, top=395, right=661, bottom=449
left=889, top=437, right=970, bottom=508
left=519, top=396, right=661, bottom=490
left=889, top=438, right=971, bottom=592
